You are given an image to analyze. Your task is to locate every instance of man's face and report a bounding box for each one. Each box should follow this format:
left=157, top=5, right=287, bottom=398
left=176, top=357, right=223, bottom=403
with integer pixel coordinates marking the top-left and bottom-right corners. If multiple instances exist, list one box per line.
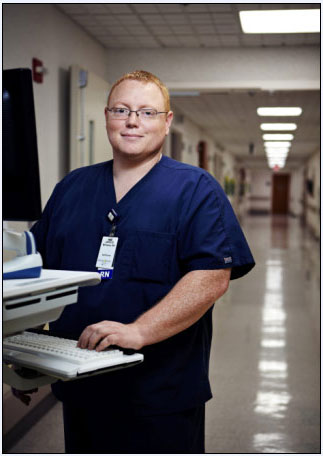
left=105, top=80, right=173, bottom=161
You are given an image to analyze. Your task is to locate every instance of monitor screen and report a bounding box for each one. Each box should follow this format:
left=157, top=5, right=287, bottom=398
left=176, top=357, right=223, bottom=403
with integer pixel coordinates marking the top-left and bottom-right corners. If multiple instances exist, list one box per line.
left=3, top=68, right=42, bottom=221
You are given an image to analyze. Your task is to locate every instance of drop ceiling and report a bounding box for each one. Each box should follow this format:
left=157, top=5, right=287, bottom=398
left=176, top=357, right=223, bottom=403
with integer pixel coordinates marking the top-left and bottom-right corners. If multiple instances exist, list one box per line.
left=56, top=3, right=320, bottom=168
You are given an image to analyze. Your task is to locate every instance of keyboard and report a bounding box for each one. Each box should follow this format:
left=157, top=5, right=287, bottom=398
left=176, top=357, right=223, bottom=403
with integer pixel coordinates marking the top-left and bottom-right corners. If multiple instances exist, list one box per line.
left=3, top=331, right=144, bottom=379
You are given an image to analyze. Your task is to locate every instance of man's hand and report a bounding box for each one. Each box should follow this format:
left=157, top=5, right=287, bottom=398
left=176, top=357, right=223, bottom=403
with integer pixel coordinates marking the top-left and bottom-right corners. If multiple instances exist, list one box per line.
left=77, top=321, right=144, bottom=351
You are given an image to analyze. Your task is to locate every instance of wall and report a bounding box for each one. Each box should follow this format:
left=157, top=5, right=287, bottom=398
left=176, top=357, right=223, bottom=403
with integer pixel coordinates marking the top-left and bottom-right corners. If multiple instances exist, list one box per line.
left=290, top=166, right=305, bottom=218
left=167, top=108, right=237, bottom=185
left=3, top=4, right=110, bottom=207
left=249, top=169, right=273, bottom=214
left=304, top=149, right=320, bottom=238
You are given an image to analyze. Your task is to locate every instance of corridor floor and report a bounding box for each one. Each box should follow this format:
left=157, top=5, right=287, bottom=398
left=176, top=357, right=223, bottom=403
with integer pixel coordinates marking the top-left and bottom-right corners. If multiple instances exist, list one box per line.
left=6, top=215, right=321, bottom=454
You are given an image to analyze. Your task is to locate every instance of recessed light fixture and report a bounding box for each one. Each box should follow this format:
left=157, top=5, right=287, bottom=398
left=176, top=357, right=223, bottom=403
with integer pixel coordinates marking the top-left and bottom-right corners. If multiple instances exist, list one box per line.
left=239, top=9, right=320, bottom=34
left=257, top=107, right=302, bottom=116
left=265, top=147, right=290, bottom=153
left=266, top=152, right=289, bottom=159
left=261, top=123, right=297, bottom=131
left=263, top=134, right=294, bottom=141
left=264, top=141, right=291, bottom=148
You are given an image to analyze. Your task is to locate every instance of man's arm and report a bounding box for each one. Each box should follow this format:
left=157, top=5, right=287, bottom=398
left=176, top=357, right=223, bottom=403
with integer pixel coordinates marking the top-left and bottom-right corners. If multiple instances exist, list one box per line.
left=78, top=268, right=231, bottom=351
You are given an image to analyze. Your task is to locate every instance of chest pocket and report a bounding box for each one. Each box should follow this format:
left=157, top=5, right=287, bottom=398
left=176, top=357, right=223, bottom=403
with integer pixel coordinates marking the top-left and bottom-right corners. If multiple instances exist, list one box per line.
left=125, top=230, right=176, bottom=284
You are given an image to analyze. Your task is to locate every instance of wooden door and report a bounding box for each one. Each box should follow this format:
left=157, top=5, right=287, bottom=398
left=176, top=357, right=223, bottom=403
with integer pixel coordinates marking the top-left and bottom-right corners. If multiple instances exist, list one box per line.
left=272, top=174, right=290, bottom=214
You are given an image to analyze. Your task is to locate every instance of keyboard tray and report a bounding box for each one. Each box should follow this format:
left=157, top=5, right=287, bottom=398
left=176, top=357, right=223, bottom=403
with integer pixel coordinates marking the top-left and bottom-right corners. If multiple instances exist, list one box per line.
left=3, top=329, right=144, bottom=380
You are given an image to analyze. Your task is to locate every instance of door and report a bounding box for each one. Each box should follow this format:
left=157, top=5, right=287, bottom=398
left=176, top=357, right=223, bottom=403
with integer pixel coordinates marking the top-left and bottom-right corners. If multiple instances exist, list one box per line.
left=272, top=174, right=290, bottom=214
left=197, top=141, right=208, bottom=171
left=69, top=65, right=112, bottom=171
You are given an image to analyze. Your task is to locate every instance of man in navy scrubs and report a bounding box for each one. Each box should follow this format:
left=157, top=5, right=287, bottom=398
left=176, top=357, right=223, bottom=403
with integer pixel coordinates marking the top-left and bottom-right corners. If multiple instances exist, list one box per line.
left=30, top=70, right=255, bottom=453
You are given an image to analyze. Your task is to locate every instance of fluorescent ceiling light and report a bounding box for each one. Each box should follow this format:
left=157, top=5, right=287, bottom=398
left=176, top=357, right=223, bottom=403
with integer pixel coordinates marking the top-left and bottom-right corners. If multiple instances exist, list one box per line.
left=261, top=123, right=297, bottom=131
left=239, top=9, right=320, bottom=34
left=257, top=107, right=302, bottom=116
left=265, top=147, right=290, bottom=153
left=266, top=153, right=288, bottom=159
left=265, top=141, right=291, bottom=148
left=266, top=151, right=289, bottom=156
left=263, top=134, right=294, bottom=141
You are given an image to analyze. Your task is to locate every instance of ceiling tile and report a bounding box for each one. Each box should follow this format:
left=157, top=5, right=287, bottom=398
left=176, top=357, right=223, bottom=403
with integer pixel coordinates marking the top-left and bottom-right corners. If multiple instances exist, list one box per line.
left=103, top=26, right=128, bottom=36
left=136, top=36, right=160, bottom=46
left=125, top=26, right=151, bottom=36
left=141, top=14, right=166, bottom=25
left=217, top=24, right=241, bottom=34
left=194, top=25, right=216, bottom=34
left=208, top=4, right=233, bottom=13
left=212, top=13, right=236, bottom=23
left=176, top=35, right=200, bottom=46
left=95, top=15, right=121, bottom=26
left=58, top=4, right=88, bottom=14
left=170, top=25, right=193, bottom=35
left=157, top=5, right=185, bottom=14
left=85, top=5, right=110, bottom=14
left=189, top=14, right=214, bottom=25
left=106, top=4, right=133, bottom=14
left=241, top=35, right=263, bottom=46
left=132, top=4, right=159, bottom=14
left=117, top=14, right=142, bottom=25
left=150, top=25, right=172, bottom=34
left=158, top=35, right=180, bottom=46
left=199, top=35, right=221, bottom=46
left=163, top=14, right=190, bottom=25
left=220, top=35, right=241, bottom=46
left=73, top=15, right=97, bottom=26
left=185, top=4, right=209, bottom=13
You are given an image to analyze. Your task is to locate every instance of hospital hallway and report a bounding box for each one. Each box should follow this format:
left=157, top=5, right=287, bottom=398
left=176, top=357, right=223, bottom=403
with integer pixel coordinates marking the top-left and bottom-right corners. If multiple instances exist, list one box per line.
left=3, top=214, right=320, bottom=454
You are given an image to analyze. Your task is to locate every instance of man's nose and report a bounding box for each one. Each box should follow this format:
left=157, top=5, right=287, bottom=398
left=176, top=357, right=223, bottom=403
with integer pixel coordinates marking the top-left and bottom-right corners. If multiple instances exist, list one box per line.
left=126, top=111, right=140, bottom=126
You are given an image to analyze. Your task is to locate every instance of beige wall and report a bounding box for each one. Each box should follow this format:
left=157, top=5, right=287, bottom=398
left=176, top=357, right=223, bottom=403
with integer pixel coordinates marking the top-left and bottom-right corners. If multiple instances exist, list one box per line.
left=304, top=149, right=320, bottom=238
left=3, top=4, right=110, bottom=206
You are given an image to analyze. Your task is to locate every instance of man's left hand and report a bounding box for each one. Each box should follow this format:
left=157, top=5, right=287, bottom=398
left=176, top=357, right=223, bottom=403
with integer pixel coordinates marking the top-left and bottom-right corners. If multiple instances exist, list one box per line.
left=77, top=321, right=144, bottom=351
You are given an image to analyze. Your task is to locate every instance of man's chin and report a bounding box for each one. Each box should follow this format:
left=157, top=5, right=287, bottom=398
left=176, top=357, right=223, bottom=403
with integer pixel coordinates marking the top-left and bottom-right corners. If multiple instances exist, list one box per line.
left=114, top=149, right=162, bottom=162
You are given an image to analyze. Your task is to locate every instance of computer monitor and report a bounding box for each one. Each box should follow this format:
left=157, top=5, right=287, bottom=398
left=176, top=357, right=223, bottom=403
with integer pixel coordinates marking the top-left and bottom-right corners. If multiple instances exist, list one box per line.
left=3, top=68, right=42, bottom=221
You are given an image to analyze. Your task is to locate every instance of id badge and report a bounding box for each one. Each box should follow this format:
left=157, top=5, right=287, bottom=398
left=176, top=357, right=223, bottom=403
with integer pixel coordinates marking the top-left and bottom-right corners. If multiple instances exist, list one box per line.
left=96, top=236, right=118, bottom=279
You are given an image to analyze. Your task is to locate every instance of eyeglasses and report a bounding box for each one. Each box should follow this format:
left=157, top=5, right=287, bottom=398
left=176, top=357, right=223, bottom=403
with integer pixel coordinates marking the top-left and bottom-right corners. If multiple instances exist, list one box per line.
left=107, top=107, right=168, bottom=120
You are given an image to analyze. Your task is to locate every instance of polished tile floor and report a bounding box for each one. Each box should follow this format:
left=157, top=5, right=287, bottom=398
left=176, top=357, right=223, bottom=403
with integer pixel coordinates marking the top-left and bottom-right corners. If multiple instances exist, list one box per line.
left=206, top=215, right=320, bottom=454
left=6, top=215, right=320, bottom=454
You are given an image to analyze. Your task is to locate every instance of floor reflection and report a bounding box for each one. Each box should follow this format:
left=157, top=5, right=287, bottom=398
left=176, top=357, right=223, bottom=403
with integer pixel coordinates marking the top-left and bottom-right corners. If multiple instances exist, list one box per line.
left=253, top=254, right=292, bottom=452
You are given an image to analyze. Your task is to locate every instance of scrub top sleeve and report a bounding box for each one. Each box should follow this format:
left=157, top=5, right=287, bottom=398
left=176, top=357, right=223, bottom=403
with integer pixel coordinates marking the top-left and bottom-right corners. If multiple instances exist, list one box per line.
left=178, top=174, right=255, bottom=280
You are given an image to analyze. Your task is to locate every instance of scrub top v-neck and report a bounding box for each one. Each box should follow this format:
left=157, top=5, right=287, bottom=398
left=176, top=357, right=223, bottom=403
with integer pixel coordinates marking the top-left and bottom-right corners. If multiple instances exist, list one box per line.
left=31, top=155, right=255, bottom=416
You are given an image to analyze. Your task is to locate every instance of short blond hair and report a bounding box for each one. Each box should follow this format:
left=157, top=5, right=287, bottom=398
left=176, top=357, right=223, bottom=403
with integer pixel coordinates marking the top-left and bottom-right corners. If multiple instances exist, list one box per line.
left=107, top=70, right=170, bottom=112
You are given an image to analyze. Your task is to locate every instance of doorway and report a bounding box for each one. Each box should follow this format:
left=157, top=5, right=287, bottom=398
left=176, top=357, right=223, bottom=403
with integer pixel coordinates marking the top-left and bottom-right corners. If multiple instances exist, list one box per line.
left=272, top=174, right=290, bottom=214
left=197, top=141, right=208, bottom=171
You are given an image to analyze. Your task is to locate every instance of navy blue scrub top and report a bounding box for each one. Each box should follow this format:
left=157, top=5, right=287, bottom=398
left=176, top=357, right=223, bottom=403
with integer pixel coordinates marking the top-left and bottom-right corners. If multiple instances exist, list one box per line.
left=31, top=155, right=255, bottom=416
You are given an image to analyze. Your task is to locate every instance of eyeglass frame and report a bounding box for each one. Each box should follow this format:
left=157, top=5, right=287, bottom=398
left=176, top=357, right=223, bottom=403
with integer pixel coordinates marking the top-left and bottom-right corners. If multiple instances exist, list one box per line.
left=106, top=107, right=169, bottom=119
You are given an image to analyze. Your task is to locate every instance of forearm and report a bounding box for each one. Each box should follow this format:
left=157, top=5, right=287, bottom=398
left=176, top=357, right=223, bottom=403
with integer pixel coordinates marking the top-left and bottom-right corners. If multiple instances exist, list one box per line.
left=78, top=268, right=231, bottom=351
left=133, top=268, right=231, bottom=347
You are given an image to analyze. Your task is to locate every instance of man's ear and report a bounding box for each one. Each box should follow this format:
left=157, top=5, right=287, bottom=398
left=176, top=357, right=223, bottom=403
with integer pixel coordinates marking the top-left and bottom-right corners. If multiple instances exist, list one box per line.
left=165, top=111, right=174, bottom=135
